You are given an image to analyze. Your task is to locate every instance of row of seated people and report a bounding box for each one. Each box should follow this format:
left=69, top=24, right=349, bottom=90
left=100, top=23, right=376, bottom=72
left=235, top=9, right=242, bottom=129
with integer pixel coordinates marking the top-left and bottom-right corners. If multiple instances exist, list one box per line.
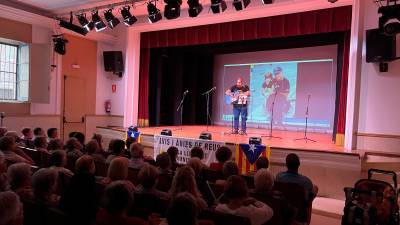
left=0, top=128, right=318, bottom=225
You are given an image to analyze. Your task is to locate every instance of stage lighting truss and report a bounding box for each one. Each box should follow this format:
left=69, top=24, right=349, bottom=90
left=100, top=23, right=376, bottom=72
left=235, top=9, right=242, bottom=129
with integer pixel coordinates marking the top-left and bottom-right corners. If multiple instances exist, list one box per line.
left=210, top=0, right=227, bottom=14
left=76, top=13, right=94, bottom=32
left=120, top=6, right=138, bottom=26
left=147, top=1, right=162, bottom=23
left=233, top=0, right=250, bottom=11
left=164, top=0, right=182, bottom=19
left=104, top=8, right=120, bottom=28
left=91, top=10, right=107, bottom=32
left=187, top=0, right=203, bottom=17
left=375, top=0, right=400, bottom=35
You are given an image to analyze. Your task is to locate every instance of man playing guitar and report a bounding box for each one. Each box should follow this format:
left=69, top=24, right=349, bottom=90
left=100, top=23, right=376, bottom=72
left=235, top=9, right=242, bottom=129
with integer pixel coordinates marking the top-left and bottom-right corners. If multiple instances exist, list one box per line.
left=225, top=78, right=250, bottom=135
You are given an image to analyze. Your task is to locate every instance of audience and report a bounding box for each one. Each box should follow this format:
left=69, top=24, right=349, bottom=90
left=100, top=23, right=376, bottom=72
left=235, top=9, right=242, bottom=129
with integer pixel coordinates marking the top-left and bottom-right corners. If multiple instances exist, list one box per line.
left=101, top=157, right=135, bottom=191
left=71, top=132, right=86, bottom=147
left=0, top=127, right=7, bottom=137
left=65, top=137, right=84, bottom=163
left=255, top=156, right=269, bottom=170
left=106, top=139, right=125, bottom=163
left=0, top=136, right=33, bottom=164
left=275, top=153, right=318, bottom=203
left=32, top=168, right=59, bottom=206
left=190, top=147, right=204, bottom=160
left=187, top=158, right=215, bottom=206
left=170, top=166, right=207, bottom=210
left=216, top=161, right=239, bottom=186
left=0, top=152, right=8, bottom=191
left=156, top=152, right=174, bottom=176
left=92, top=133, right=106, bottom=154
left=216, top=175, right=273, bottom=225
left=209, top=146, right=232, bottom=172
left=0, top=191, right=24, bottom=225
left=49, top=150, right=74, bottom=177
left=253, top=169, right=274, bottom=193
left=47, top=138, right=63, bottom=152
left=33, top=135, right=48, bottom=153
left=47, top=128, right=58, bottom=141
left=33, top=127, right=45, bottom=138
left=7, top=162, right=33, bottom=201
left=125, top=136, right=137, bottom=151
left=167, top=146, right=180, bottom=171
left=86, top=140, right=106, bottom=162
left=136, top=164, right=169, bottom=199
left=129, top=143, right=148, bottom=169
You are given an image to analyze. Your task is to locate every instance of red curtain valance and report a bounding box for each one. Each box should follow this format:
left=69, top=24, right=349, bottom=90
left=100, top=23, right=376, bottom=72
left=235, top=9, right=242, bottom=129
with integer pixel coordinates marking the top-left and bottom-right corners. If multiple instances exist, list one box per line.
left=140, top=6, right=352, bottom=49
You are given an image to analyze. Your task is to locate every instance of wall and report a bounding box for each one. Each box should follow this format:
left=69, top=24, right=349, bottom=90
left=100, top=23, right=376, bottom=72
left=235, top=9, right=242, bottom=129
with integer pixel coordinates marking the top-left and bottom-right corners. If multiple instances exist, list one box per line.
left=356, top=1, right=400, bottom=152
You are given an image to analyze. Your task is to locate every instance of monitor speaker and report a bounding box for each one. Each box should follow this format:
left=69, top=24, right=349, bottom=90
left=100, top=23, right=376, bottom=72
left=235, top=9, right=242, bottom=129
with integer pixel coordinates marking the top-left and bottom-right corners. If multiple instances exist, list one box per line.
left=366, top=29, right=396, bottom=63
left=103, top=51, right=124, bottom=77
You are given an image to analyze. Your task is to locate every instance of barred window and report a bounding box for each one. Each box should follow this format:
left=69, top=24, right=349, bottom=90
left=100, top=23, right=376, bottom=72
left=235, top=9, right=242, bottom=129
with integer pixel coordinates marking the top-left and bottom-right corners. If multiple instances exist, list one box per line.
left=0, top=43, right=18, bottom=100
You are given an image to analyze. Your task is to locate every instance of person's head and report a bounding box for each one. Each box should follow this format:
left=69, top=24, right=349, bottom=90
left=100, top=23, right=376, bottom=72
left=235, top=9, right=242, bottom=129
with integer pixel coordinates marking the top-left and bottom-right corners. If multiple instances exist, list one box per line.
left=33, top=127, right=44, bottom=137
left=102, top=181, right=133, bottom=216
left=47, top=139, right=63, bottom=151
left=215, top=146, right=232, bottom=164
left=34, top=136, right=47, bottom=149
left=0, top=191, right=23, bottom=225
left=112, top=139, right=126, bottom=156
left=286, top=153, right=300, bottom=172
left=236, top=77, right=243, bottom=88
left=187, top=157, right=203, bottom=176
left=224, top=175, right=248, bottom=202
left=107, top=157, right=129, bottom=181
left=156, top=152, right=171, bottom=170
left=7, top=162, right=32, bottom=190
left=49, top=150, right=67, bottom=167
left=47, top=128, right=58, bottom=139
left=85, top=140, right=100, bottom=155
left=32, top=168, right=58, bottom=201
left=72, top=132, right=85, bottom=146
left=222, top=161, right=239, bottom=179
left=190, top=147, right=204, bottom=160
left=125, top=136, right=137, bottom=150
left=21, top=127, right=33, bottom=139
left=167, top=192, right=199, bottom=225
left=130, top=143, right=144, bottom=159
left=170, top=166, right=200, bottom=198
left=75, top=155, right=95, bottom=174
left=138, top=164, right=159, bottom=189
left=273, top=66, right=284, bottom=80
left=64, top=137, right=83, bottom=152
left=256, top=156, right=269, bottom=170
left=91, top=133, right=103, bottom=146
left=0, top=136, right=16, bottom=152
left=254, top=169, right=274, bottom=192
left=5, top=131, right=21, bottom=143
left=0, top=152, right=6, bottom=173
left=0, top=127, right=7, bottom=137
left=167, top=146, right=179, bottom=163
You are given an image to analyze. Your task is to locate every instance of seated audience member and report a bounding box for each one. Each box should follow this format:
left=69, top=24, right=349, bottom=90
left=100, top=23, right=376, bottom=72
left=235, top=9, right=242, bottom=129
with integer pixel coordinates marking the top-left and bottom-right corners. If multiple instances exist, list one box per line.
left=170, top=166, right=207, bottom=210
left=216, top=161, right=239, bottom=186
left=49, top=150, right=74, bottom=177
left=96, top=181, right=160, bottom=225
left=59, top=155, right=97, bottom=225
left=210, top=146, right=232, bottom=172
left=47, top=138, right=63, bottom=152
left=33, top=127, right=45, bottom=138
left=64, top=137, right=84, bottom=163
left=106, top=139, right=125, bottom=163
left=32, top=168, right=59, bottom=206
left=0, top=136, right=33, bottom=164
left=136, top=164, right=169, bottom=199
left=247, top=156, right=269, bottom=176
left=92, top=133, right=106, bottom=155
left=5, top=131, right=23, bottom=145
left=125, top=136, right=137, bottom=151
left=0, top=191, right=24, bottom=225
left=164, top=192, right=213, bottom=225
left=86, top=140, right=106, bottom=162
left=167, top=146, right=180, bottom=171
left=216, top=175, right=273, bottom=225
left=7, top=162, right=33, bottom=201
left=0, top=127, right=7, bottom=137
left=0, top=152, right=8, bottom=191
left=156, top=152, right=173, bottom=176
left=129, top=143, right=148, bottom=169
left=187, top=158, right=215, bottom=206
left=71, top=132, right=85, bottom=147
left=21, top=127, right=34, bottom=148
left=275, top=153, right=318, bottom=202
left=253, top=169, right=274, bottom=194
left=34, top=136, right=48, bottom=153
left=47, top=128, right=58, bottom=141
left=101, top=157, right=135, bottom=191
left=190, top=147, right=204, bottom=160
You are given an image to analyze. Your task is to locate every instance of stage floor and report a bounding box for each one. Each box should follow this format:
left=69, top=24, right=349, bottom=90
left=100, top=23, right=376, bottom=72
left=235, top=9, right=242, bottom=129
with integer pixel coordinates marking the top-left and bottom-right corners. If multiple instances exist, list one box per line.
left=109, top=125, right=350, bottom=154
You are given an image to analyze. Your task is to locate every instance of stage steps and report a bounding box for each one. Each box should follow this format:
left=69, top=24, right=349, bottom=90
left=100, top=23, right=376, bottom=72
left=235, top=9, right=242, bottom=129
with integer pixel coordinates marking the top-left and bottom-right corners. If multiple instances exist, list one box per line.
left=311, top=197, right=344, bottom=225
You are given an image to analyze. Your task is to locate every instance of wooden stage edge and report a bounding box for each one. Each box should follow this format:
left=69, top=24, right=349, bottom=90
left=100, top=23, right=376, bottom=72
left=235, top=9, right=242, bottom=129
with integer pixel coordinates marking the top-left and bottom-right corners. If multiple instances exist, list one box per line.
left=98, top=125, right=360, bottom=157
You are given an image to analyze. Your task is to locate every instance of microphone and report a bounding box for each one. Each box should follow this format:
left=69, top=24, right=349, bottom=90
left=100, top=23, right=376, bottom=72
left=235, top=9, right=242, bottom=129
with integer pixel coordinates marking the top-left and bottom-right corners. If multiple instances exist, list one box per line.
left=184, top=90, right=189, bottom=95
left=211, top=86, right=216, bottom=91
left=202, top=87, right=216, bottom=95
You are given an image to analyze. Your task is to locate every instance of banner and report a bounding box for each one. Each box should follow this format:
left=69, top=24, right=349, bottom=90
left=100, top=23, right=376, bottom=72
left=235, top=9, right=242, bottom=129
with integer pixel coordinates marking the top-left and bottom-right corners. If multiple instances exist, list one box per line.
left=154, top=135, right=224, bottom=165
left=235, top=144, right=270, bottom=174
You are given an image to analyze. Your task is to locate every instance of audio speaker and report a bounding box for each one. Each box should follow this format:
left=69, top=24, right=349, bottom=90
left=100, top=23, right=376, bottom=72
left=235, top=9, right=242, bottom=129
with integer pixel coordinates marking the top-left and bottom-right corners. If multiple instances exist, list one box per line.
left=103, top=51, right=124, bottom=77
left=366, top=29, right=396, bottom=63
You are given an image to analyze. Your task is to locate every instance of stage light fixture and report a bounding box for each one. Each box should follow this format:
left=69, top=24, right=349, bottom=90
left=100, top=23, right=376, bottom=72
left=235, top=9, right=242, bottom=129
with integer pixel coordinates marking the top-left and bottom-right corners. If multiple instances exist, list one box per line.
left=91, top=10, right=107, bottom=32
left=164, top=0, right=182, bottom=20
left=378, top=4, right=400, bottom=36
left=210, top=0, right=227, bottom=14
left=233, top=0, right=250, bottom=11
left=261, top=0, right=272, bottom=4
left=249, top=137, right=262, bottom=145
left=328, top=0, right=337, bottom=3
left=147, top=2, right=162, bottom=23
left=59, top=18, right=88, bottom=36
left=53, top=35, right=68, bottom=55
left=120, top=6, right=137, bottom=26
left=187, top=0, right=203, bottom=17
left=104, top=8, right=120, bottom=29
left=161, top=129, right=172, bottom=136
left=199, top=132, right=212, bottom=140
left=76, top=13, right=94, bottom=32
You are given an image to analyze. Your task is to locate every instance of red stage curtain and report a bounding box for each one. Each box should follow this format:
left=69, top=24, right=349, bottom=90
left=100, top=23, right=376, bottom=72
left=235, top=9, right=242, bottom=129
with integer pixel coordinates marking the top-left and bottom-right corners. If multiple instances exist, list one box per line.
left=138, top=6, right=352, bottom=129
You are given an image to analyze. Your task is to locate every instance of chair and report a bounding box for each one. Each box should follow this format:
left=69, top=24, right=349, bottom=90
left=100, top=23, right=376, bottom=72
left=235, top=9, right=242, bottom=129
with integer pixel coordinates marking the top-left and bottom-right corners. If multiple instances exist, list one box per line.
left=129, top=192, right=169, bottom=219
left=94, top=161, right=108, bottom=177
left=127, top=167, right=140, bottom=185
left=199, top=208, right=251, bottom=225
left=203, top=168, right=224, bottom=183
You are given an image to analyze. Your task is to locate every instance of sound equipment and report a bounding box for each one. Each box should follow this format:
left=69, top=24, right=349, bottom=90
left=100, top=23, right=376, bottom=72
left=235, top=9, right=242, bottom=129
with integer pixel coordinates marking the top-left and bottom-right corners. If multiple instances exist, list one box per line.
left=103, top=51, right=124, bottom=77
left=249, top=137, right=262, bottom=145
left=161, top=129, right=172, bottom=136
left=199, top=132, right=212, bottom=140
left=366, top=29, right=396, bottom=63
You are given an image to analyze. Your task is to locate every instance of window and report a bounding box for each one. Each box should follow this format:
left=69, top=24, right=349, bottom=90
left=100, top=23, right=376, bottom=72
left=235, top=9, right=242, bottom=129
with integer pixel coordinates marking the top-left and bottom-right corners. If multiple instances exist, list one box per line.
left=0, top=42, right=18, bottom=100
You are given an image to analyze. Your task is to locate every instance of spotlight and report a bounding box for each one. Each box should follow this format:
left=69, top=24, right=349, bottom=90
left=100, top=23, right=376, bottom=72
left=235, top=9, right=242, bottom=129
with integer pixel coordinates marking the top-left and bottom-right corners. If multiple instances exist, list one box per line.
left=199, top=132, right=212, bottom=140
left=59, top=19, right=88, bottom=36
left=53, top=35, right=68, bottom=55
left=378, top=4, right=400, bottom=36
left=91, top=10, right=107, bottom=32
left=261, top=0, right=272, bottom=4
left=187, top=0, right=203, bottom=17
left=120, top=6, right=137, bottom=26
left=210, top=0, right=227, bottom=13
left=147, top=2, right=162, bottom=23
left=104, top=8, right=120, bottom=29
left=164, top=0, right=182, bottom=19
left=76, top=13, right=94, bottom=32
left=161, top=129, right=172, bottom=136
left=232, top=0, right=250, bottom=11
left=249, top=137, right=262, bottom=145
left=328, top=0, right=337, bottom=2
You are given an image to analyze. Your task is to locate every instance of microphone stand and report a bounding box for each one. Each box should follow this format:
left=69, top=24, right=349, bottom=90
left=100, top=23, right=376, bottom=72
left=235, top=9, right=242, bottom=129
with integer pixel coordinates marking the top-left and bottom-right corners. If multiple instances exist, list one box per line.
left=295, top=95, right=316, bottom=142
left=202, top=87, right=216, bottom=132
left=174, top=91, right=188, bottom=131
left=262, top=87, right=282, bottom=139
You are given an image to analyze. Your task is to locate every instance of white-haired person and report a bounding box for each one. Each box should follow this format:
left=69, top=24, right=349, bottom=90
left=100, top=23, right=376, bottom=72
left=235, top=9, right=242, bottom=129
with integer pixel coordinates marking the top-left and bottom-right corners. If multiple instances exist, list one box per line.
left=0, top=191, right=24, bottom=225
left=32, top=168, right=59, bottom=207
left=7, top=162, right=33, bottom=201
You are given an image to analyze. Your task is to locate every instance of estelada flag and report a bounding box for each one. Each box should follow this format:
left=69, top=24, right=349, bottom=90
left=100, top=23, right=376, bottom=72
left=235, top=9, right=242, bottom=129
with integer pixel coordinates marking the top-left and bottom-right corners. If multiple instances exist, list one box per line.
left=235, top=143, right=270, bottom=174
